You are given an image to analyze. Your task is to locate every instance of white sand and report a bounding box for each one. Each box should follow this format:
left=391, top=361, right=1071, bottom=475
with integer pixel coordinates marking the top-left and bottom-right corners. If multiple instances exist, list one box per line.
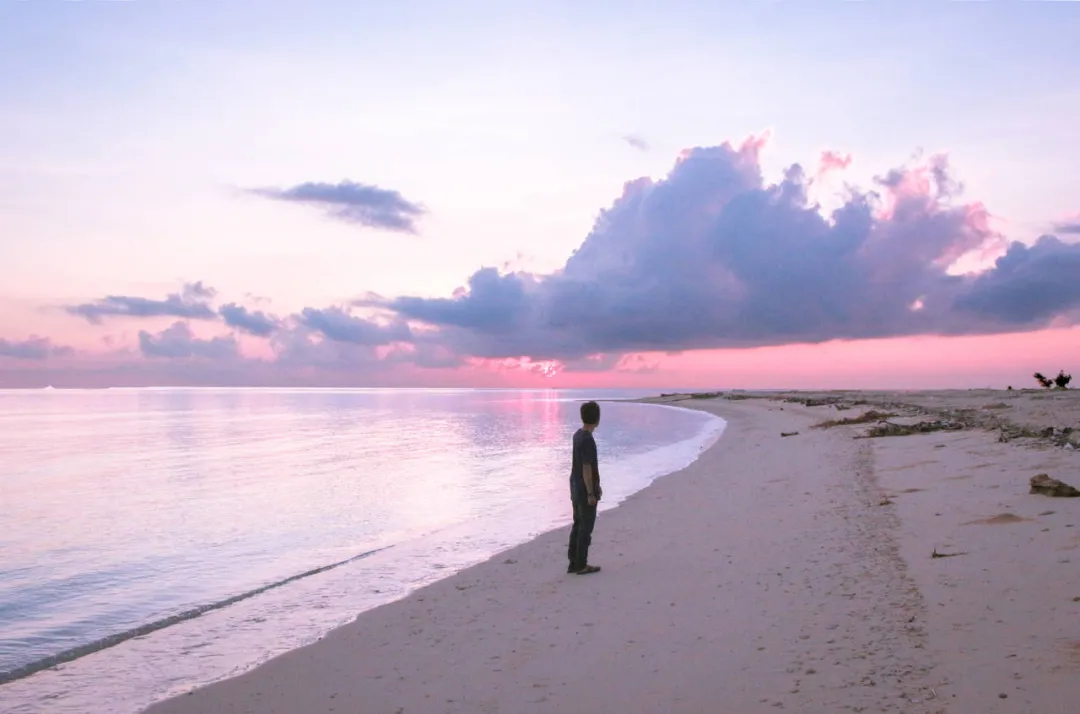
left=145, top=391, right=1080, bottom=714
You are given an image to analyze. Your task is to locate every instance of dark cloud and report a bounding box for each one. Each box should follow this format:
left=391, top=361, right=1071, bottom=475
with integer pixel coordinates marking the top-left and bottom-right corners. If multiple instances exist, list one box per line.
left=269, top=326, right=382, bottom=370
left=954, top=235, right=1080, bottom=324
left=623, top=134, right=650, bottom=152
left=182, top=281, right=216, bottom=300
left=139, top=322, right=238, bottom=359
left=296, top=307, right=413, bottom=345
left=1053, top=222, right=1080, bottom=235
left=67, top=282, right=217, bottom=324
left=366, top=136, right=1080, bottom=362
left=250, top=180, right=426, bottom=233
left=0, top=336, right=73, bottom=360
left=267, top=307, right=464, bottom=373
left=219, top=303, right=281, bottom=337
left=384, top=267, right=536, bottom=333
left=267, top=321, right=462, bottom=374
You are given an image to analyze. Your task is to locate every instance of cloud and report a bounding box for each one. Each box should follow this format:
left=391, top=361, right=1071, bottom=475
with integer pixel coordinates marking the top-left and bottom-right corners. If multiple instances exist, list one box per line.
left=0, top=336, right=73, bottom=360
left=817, top=150, right=852, bottom=176
left=296, top=307, right=413, bottom=346
left=268, top=307, right=463, bottom=372
left=265, top=320, right=458, bottom=376
left=380, top=267, right=536, bottom=333
left=138, top=322, right=238, bottom=359
left=219, top=303, right=281, bottom=336
left=67, top=282, right=217, bottom=324
left=623, top=134, right=650, bottom=152
left=955, top=235, right=1080, bottom=324
left=1053, top=222, right=1080, bottom=235
left=27, top=133, right=1080, bottom=388
left=182, top=281, right=216, bottom=300
left=464, top=352, right=658, bottom=378
left=366, top=134, right=1080, bottom=362
left=250, top=180, right=426, bottom=233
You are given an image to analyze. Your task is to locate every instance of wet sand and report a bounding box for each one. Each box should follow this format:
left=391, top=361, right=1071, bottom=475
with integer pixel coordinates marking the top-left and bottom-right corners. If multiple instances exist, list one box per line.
left=146, top=390, right=1080, bottom=714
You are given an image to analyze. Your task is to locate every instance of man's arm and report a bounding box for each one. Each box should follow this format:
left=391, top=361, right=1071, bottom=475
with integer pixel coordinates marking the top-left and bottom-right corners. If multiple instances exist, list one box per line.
left=583, top=435, right=599, bottom=503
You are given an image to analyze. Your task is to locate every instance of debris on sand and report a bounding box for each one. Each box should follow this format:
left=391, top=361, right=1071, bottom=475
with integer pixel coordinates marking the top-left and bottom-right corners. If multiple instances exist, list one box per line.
left=813, top=410, right=895, bottom=429
left=1030, top=474, right=1080, bottom=498
left=862, top=420, right=964, bottom=438
left=931, top=548, right=967, bottom=558
left=783, top=396, right=843, bottom=407
left=962, top=513, right=1030, bottom=525
left=999, top=425, right=1078, bottom=447
left=780, top=431, right=800, bottom=437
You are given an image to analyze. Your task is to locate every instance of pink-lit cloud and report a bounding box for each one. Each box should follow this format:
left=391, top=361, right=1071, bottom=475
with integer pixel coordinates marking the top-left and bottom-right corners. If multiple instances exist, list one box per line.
left=817, top=149, right=852, bottom=177
left=5, top=133, right=1080, bottom=388
left=373, top=135, right=1080, bottom=360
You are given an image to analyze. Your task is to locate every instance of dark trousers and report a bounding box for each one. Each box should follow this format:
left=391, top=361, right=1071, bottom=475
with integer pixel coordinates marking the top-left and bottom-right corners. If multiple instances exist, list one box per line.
left=567, top=499, right=597, bottom=569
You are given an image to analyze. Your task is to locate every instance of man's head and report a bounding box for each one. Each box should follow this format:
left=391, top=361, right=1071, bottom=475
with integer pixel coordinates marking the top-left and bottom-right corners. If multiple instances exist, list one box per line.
left=580, top=400, right=601, bottom=429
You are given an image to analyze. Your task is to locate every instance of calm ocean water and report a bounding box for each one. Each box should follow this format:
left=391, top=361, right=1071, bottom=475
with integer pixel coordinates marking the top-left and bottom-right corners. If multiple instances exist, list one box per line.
left=0, top=388, right=724, bottom=713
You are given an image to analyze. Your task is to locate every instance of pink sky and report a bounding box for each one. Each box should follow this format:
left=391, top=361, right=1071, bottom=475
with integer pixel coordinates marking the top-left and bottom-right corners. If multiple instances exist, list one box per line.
left=4, top=326, right=1079, bottom=391
left=435, top=328, right=1080, bottom=390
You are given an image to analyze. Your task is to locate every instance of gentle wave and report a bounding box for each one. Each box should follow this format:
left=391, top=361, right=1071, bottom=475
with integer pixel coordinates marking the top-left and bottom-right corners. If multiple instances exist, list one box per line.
left=0, top=546, right=391, bottom=686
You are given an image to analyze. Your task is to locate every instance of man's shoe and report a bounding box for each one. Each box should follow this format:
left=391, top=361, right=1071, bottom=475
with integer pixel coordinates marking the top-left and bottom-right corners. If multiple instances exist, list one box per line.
left=574, top=564, right=601, bottom=575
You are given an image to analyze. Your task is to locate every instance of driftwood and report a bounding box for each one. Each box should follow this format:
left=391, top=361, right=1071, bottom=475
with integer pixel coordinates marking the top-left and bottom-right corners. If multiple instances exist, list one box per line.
left=931, top=548, right=967, bottom=559
left=1030, top=474, right=1080, bottom=498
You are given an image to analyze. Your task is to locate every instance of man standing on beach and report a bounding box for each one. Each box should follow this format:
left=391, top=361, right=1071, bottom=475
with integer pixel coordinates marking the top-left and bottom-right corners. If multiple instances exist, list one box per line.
left=568, top=400, right=602, bottom=575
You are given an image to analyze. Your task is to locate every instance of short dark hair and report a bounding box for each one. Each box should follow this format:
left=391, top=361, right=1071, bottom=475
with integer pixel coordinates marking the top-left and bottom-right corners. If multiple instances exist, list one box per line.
left=580, top=400, right=601, bottom=426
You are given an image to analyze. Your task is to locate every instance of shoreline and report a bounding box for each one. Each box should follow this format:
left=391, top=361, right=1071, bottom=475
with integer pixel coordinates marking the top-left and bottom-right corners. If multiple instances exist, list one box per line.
left=142, top=394, right=959, bottom=713
left=0, top=398, right=723, bottom=714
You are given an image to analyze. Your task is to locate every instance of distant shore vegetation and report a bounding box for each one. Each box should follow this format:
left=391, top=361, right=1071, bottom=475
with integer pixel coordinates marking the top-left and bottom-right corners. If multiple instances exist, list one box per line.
left=1033, top=370, right=1072, bottom=389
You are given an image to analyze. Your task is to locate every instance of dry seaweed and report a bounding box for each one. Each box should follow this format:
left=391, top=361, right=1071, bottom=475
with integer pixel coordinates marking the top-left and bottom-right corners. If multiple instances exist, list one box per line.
left=813, top=410, right=895, bottom=429
left=862, top=420, right=964, bottom=438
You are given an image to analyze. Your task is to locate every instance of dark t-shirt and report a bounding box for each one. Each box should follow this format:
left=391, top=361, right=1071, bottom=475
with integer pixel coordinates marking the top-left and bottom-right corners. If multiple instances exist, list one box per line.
left=569, top=427, right=599, bottom=502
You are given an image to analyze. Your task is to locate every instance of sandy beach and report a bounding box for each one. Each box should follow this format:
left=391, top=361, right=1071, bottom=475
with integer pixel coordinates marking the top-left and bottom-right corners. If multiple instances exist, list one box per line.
left=145, top=389, right=1080, bottom=714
